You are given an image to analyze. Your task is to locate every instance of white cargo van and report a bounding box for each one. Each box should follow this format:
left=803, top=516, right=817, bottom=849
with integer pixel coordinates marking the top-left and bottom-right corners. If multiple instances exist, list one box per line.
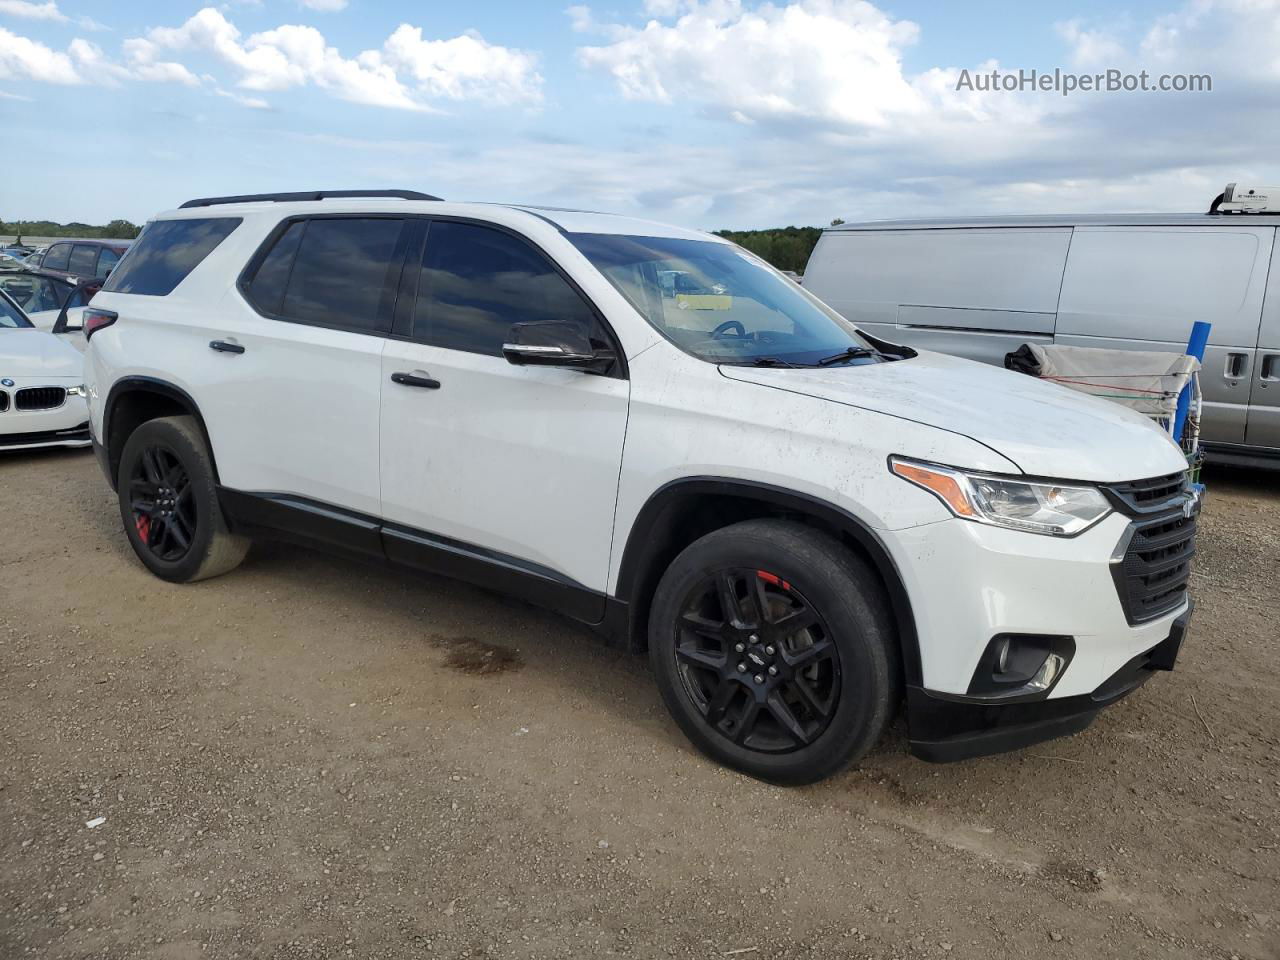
left=804, top=191, right=1280, bottom=467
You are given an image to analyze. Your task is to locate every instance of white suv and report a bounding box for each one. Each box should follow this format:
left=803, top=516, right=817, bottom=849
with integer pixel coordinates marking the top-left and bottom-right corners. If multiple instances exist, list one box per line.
left=84, top=190, right=1198, bottom=784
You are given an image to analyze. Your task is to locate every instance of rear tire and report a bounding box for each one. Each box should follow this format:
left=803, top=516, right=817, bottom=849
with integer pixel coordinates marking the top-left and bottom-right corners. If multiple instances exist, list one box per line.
left=648, top=518, right=898, bottom=785
left=117, top=415, right=249, bottom=583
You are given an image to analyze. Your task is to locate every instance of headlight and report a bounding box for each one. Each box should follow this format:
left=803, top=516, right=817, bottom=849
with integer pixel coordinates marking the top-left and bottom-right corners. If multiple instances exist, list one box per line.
left=890, top=457, right=1112, bottom=536
left=66, top=385, right=88, bottom=398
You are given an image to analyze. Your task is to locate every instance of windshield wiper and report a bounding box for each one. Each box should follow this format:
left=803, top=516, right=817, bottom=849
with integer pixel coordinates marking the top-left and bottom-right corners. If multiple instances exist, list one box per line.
left=749, top=356, right=801, bottom=368
left=815, top=346, right=877, bottom=367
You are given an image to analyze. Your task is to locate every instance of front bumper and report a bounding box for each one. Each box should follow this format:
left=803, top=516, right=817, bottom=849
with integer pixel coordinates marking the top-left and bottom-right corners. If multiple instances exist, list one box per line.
left=0, top=382, right=91, bottom=451
left=908, top=603, right=1191, bottom=761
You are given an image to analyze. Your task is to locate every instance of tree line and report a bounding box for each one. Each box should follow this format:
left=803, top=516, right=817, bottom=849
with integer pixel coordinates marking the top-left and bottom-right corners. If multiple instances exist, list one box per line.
left=1, top=219, right=142, bottom=240
left=713, top=220, right=844, bottom=273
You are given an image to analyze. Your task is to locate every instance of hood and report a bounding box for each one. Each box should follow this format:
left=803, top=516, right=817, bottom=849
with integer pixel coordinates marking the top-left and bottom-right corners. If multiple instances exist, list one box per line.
left=0, top=328, right=84, bottom=378
left=720, top=350, right=1188, bottom=483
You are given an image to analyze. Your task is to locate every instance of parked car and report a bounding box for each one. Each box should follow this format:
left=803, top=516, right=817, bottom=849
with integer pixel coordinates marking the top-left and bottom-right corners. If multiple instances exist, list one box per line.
left=803, top=189, right=1280, bottom=469
left=0, top=271, right=98, bottom=347
left=0, top=287, right=90, bottom=451
left=0, top=252, right=27, bottom=272
left=84, top=190, right=1197, bottom=784
left=30, top=239, right=130, bottom=283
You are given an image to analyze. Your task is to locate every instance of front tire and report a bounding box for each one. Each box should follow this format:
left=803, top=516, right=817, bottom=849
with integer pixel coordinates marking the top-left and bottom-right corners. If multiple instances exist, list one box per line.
left=117, top=415, right=249, bottom=583
left=648, top=519, right=898, bottom=785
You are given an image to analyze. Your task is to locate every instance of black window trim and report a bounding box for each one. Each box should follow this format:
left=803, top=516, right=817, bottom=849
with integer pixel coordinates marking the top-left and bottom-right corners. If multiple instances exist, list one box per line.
left=237, top=213, right=629, bottom=380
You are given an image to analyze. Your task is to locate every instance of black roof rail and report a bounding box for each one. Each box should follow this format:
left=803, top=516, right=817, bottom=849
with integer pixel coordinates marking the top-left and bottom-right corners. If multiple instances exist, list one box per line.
left=179, top=189, right=442, bottom=209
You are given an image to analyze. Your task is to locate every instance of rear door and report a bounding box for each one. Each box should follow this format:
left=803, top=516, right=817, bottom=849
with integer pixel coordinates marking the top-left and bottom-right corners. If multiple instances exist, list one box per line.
left=378, top=219, right=629, bottom=615
left=803, top=227, right=1072, bottom=364
left=1246, top=241, right=1280, bottom=450
left=1055, top=226, right=1273, bottom=445
left=205, top=215, right=412, bottom=522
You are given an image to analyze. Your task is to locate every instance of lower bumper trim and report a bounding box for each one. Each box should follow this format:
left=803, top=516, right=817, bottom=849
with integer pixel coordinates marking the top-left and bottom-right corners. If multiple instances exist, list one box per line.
left=907, top=606, right=1191, bottom=763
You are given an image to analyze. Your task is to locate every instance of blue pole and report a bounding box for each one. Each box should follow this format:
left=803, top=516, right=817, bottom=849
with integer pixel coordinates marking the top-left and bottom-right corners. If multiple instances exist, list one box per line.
left=1173, top=320, right=1211, bottom=443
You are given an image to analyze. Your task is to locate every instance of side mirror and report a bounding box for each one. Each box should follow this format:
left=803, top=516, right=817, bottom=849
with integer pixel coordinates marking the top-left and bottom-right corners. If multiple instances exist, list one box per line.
left=502, top=321, right=615, bottom=373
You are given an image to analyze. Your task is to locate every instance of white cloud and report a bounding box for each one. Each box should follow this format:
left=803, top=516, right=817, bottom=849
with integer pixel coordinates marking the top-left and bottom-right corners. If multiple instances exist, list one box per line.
left=0, top=0, right=66, bottom=22
left=216, top=85, right=270, bottom=108
left=122, top=7, right=541, bottom=110
left=382, top=25, right=543, bottom=104
left=576, top=0, right=927, bottom=128
left=0, top=25, right=81, bottom=82
left=299, top=0, right=347, bottom=10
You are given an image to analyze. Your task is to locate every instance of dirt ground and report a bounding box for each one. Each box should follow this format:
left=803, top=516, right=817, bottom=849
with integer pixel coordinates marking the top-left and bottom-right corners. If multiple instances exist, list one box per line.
left=1, top=450, right=1277, bottom=960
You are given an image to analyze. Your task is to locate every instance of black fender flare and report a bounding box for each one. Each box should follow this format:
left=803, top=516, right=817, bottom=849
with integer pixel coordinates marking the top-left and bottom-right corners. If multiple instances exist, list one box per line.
left=102, top=376, right=219, bottom=489
left=614, top=477, right=923, bottom=686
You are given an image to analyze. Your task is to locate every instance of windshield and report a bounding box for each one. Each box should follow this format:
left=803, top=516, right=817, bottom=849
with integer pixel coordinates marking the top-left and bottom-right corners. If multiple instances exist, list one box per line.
left=0, top=292, right=32, bottom=328
left=0, top=273, right=69, bottom=314
left=568, top=233, right=882, bottom=366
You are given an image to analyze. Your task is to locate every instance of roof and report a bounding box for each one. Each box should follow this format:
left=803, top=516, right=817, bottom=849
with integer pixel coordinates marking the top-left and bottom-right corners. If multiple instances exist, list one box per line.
left=153, top=194, right=723, bottom=243
left=825, top=212, right=1280, bottom=231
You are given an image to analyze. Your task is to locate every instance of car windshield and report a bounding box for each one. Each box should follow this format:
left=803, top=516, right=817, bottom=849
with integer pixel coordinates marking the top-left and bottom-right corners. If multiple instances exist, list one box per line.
left=0, top=293, right=32, bottom=328
left=0, top=273, right=68, bottom=314
left=567, top=232, right=883, bottom=366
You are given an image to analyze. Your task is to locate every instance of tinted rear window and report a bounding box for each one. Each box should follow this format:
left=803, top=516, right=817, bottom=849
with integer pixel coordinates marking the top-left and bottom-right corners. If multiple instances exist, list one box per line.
left=96, top=246, right=121, bottom=278
left=68, top=245, right=99, bottom=276
left=102, top=218, right=241, bottom=296
left=245, top=221, right=305, bottom=316
left=276, top=218, right=407, bottom=332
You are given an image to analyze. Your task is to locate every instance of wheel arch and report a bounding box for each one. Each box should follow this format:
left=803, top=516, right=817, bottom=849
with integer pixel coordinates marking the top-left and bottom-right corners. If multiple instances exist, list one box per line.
left=612, top=477, right=923, bottom=686
left=102, top=377, right=218, bottom=490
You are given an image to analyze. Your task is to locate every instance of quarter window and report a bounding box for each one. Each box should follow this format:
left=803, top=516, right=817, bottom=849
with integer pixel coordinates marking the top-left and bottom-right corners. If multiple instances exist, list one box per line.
left=411, top=221, right=603, bottom=357
left=103, top=218, right=242, bottom=297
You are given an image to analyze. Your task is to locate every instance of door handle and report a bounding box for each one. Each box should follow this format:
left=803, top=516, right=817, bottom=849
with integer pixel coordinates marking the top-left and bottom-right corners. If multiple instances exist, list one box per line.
left=1261, top=353, right=1280, bottom=383
left=210, top=340, right=245, bottom=355
left=1224, top=352, right=1249, bottom=381
left=391, top=371, right=441, bottom=390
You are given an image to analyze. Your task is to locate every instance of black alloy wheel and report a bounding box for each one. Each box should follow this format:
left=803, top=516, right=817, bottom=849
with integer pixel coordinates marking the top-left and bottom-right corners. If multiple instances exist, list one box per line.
left=128, top=444, right=197, bottom=562
left=674, top=568, right=842, bottom=752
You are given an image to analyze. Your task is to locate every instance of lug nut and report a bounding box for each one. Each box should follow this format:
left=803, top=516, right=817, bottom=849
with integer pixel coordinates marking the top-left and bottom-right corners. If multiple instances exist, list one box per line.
left=748, top=634, right=759, bottom=643
left=765, top=645, right=775, bottom=655
left=734, top=643, right=745, bottom=653
left=753, top=674, right=764, bottom=684
left=768, top=665, right=778, bottom=676
left=737, top=662, right=747, bottom=673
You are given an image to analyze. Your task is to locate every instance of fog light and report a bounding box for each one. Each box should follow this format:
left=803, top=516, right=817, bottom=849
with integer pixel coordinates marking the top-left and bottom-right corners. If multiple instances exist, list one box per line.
left=967, top=634, right=1075, bottom=700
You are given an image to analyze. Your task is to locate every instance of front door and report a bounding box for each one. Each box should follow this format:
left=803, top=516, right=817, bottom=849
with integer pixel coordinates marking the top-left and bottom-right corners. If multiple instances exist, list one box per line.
left=379, top=219, right=629, bottom=618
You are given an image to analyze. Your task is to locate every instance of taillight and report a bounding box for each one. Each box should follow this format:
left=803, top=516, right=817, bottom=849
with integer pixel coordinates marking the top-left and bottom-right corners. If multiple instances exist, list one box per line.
left=83, top=307, right=118, bottom=340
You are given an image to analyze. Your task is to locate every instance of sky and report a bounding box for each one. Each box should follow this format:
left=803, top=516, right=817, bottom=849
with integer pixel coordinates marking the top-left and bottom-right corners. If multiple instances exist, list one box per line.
left=1, top=0, right=1278, bottom=230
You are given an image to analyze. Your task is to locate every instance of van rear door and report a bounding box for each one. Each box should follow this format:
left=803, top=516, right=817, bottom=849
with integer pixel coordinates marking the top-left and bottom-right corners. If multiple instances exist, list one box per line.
left=1054, top=225, right=1273, bottom=445
left=1247, top=241, right=1280, bottom=451
left=802, top=227, right=1070, bottom=365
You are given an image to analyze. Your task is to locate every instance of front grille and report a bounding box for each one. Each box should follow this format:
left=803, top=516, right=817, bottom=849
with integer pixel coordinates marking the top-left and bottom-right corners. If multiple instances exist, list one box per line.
left=14, top=387, right=66, bottom=411
left=1104, top=474, right=1197, bottom=624
left=0, top=390, right=7, bottom=412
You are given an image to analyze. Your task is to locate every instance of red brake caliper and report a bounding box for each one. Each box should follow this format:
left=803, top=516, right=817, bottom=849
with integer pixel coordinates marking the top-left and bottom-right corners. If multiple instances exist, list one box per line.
left=136, top=514, right=150, bottom=542
left=757, top=570, right=792, bottom=591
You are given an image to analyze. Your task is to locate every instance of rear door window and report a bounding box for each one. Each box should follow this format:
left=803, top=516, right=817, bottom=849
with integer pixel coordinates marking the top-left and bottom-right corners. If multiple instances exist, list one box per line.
left=273, top=217, right=409, bottom=333
left=243, top=221, right=306, bottom=317
left=102, top=218, right=242, bottom=297
left=96, top=246, right=121, bottom=277
left=42, top=243, right=71, bottom=272
left=68, top=244, right=99, bottom=277
left=411, top=220, right=603, bottom=357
